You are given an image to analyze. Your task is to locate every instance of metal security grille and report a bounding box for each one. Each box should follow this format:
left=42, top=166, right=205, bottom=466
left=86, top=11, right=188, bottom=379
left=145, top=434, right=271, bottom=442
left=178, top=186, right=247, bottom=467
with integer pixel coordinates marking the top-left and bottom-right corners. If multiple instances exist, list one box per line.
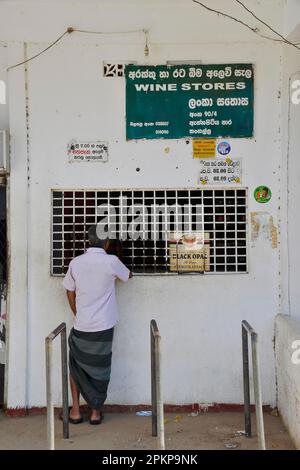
left=51, top=188, right=247, bottom=275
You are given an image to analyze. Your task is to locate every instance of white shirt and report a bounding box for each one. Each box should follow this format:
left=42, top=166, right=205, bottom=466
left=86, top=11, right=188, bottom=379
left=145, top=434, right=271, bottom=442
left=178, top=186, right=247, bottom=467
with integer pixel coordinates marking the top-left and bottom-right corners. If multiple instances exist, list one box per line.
left=62, top=248, right=130, bottom=332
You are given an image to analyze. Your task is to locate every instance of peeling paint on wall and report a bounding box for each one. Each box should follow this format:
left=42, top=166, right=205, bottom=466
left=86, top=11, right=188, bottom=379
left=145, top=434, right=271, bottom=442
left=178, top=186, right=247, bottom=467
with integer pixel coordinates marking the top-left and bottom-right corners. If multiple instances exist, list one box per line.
left=269, top=216, right=278, bottom=249
left=251, top=212, right=278, bottom=248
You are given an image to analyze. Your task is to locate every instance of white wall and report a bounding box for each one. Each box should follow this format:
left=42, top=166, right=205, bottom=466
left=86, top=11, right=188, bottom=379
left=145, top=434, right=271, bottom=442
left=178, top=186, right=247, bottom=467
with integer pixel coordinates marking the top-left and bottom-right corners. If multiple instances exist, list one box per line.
left=0, top=44, right=8, bottom=129
left=6, top=42, right=29, bottom=408
left=280, top=42, right=300, bottom=317
left=285, top=0, right=300, bottom=39
left=0, top=0, right=286, bottom=408
left=275, top=314, right=300, bottom=449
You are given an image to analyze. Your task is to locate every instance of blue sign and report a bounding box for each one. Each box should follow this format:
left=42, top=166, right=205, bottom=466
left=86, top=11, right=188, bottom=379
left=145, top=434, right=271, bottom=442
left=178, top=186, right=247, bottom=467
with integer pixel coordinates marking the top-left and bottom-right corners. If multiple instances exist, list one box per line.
left=217, top=141, right=231, bottom=155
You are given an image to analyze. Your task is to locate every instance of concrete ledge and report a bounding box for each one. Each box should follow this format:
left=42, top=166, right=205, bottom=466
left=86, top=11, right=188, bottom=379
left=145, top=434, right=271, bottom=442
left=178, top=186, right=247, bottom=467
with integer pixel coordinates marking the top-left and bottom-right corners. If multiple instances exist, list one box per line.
left=275, top=314, right=300, bottom=449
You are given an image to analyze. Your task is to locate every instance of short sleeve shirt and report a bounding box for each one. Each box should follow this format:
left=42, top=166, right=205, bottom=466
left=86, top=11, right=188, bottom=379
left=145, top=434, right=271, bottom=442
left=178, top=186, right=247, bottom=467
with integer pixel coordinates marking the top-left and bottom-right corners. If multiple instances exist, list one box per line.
left=62, top=248, right=130, bottom=332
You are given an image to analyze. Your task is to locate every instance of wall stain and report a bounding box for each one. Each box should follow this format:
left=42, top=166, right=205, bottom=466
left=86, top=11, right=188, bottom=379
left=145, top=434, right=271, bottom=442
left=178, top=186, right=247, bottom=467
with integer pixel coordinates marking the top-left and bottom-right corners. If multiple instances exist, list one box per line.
left=251, top=212, right=278, bottom=248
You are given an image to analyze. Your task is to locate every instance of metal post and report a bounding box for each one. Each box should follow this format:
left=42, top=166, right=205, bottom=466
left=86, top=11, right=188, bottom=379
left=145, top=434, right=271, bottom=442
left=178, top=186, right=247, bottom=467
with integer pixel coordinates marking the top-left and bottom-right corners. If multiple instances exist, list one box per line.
left=241, top=320, right=266, bottom=450
left=155, top=332, right=165, bottom=450
left=46, top=337, right=54, bottom=450
left=150, top=320, right=165, bottom=450
left=45, top=322, right=69, bottom=450
left=251, top=333, right=266, bottom=450
left=61, top=327, right=69, bottom=439
left=151, top=322, right=157, bottom=437
left=242, top=324, right=251, bottom=437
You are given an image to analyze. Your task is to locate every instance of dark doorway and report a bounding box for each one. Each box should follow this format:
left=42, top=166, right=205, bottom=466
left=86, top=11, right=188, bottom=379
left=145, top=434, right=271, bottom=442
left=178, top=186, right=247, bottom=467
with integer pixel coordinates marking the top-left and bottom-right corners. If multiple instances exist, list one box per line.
left=0, top=184, right=7, bottom=406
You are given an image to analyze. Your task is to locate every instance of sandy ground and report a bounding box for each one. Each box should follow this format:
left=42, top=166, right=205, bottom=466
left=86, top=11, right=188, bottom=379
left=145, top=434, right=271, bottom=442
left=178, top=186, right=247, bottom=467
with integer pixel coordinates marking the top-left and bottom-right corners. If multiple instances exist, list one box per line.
left=0, top=410, right=295, bottom=450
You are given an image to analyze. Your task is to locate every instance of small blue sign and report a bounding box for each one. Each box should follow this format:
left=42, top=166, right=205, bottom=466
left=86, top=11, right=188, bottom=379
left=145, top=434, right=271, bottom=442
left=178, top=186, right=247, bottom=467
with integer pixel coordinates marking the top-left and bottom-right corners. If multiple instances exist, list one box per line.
left=217, top=141, right=231, bottom=156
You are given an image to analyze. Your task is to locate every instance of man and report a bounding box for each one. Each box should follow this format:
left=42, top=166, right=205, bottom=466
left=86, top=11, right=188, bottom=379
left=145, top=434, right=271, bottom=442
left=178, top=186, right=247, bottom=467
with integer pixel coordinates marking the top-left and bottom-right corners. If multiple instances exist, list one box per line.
left=62, top=225, right=132, bottom=424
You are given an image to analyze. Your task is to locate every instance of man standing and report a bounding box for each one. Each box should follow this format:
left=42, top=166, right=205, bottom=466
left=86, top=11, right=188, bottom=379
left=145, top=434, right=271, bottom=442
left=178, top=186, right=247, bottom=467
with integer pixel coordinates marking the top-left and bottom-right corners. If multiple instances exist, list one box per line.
left=62, top=225, right=132, bottom=424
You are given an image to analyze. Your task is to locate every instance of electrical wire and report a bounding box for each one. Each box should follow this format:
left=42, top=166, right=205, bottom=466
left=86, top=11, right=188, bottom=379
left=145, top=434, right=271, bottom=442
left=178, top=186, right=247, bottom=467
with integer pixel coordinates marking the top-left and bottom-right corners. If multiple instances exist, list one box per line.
left=7, top=0, right=300, bottom=72
left=192, top=0, right=300, bottom=50
left=234, top=0, right=300, bottom=51
left=74, top=28, right=146, bottom=35
left=7, top=29, right=71, bottom=71
left=7, top=27, right=147, bottom=72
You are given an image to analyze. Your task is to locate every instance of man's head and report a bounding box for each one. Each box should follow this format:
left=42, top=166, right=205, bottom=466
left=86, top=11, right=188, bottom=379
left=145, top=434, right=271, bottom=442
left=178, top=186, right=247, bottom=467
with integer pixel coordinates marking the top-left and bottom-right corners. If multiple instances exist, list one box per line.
left=261, top=187, right=269, bottom=198
left=106, top=239, right=123, bottom=259
left=88, top=224, right=108, bottom=249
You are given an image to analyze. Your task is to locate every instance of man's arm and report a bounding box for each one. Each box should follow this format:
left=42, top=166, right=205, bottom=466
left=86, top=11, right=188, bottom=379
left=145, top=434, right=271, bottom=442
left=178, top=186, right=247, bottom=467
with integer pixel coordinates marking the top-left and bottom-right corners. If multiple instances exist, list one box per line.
left=112, top=256, right=132, bottom=282
left=66, top=290, right=76, bottom=315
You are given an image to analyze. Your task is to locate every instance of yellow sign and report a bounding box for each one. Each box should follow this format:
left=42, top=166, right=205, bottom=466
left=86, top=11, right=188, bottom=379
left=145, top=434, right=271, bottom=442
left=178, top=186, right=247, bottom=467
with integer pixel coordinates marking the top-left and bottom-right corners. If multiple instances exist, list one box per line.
left=169, top=244, right=210, bottom=272
left=168, top=232, right=210, bottom=272
left=193, top=139, right=216, bottom=158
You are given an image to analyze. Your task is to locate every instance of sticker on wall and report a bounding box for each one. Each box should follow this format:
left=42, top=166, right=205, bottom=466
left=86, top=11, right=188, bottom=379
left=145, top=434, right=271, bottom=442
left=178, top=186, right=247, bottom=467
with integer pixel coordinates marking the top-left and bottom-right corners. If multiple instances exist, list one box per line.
left=193, top=139, right=216, bottom=158
left=217, top=141, right=231, bottom=156
left=198, top=158, right=242, bottom=185
left=168, top=232, right=210, bottom=272
left=68, top=140, right=108, bottom=163
left=254, top=186, right=272, bottom=203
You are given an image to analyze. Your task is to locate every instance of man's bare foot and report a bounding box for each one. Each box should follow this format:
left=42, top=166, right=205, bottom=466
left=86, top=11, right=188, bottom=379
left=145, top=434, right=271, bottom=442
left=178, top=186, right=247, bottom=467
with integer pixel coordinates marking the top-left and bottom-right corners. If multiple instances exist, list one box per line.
left=89, top=409, right=103, bottom=425
left=69, top=406, right=81, bottom=420
left=59, top=406, right=83, bottom=423
left=90, top=409, right=100, bottom=420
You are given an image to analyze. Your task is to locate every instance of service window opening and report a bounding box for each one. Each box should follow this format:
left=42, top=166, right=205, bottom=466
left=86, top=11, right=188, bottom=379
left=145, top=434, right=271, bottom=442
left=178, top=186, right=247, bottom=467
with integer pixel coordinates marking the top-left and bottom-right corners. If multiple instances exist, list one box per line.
left=51, top=188, right=248, bottom=275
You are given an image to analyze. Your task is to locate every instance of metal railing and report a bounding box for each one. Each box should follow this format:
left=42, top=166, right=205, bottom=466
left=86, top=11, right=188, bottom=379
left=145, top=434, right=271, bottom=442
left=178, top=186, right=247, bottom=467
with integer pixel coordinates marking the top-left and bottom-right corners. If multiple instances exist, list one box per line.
left=150, top=319, right=165, bottom=450
left=45, top=322, right=69, bottom=450
left=242, top=320, right=266, bottom=450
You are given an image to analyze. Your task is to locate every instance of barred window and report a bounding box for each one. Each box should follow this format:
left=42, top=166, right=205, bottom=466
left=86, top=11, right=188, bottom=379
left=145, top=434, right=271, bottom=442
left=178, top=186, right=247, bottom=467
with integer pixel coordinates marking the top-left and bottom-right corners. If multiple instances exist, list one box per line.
left=51, top=188, right=248, bottom=276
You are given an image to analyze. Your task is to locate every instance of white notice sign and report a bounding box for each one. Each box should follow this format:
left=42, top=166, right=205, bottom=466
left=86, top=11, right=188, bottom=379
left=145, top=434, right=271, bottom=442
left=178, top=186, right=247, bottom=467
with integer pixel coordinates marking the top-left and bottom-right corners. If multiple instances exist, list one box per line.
left=199, top=158, right=241, bottom=185
left=68, top=141, right=108, bottom=162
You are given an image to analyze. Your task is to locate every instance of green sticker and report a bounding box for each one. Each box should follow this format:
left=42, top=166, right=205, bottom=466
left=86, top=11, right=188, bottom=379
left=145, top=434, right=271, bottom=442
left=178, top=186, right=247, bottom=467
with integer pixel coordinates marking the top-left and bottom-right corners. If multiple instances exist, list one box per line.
left=254, top=186, right=272, bottom=203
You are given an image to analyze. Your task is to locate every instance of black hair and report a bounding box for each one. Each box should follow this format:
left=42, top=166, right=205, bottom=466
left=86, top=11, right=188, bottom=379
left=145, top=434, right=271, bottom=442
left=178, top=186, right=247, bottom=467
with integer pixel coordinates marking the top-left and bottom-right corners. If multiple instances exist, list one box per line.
left=106, top=239, right=123, bottom=259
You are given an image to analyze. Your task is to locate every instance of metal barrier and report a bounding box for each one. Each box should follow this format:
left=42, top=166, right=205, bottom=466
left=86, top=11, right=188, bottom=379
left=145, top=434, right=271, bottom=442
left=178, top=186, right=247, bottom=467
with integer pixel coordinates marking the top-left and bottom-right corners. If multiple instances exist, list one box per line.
left=242, top=320, right=266, bottom=450
left=150, top=319, right=165, bottom=450
left=45, top=322, right=69, bottom=450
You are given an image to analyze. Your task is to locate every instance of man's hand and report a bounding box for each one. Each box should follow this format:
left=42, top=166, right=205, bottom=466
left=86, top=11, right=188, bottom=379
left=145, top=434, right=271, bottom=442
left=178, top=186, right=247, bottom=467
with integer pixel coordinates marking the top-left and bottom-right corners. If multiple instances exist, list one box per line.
left=129, top=271, right=133, bottom=279
left=66, top=290, right=76, bottom=315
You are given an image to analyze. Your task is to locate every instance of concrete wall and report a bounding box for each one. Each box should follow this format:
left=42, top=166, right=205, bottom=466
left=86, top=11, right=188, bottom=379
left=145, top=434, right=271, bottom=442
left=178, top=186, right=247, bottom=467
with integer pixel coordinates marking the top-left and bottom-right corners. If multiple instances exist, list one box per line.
left=285, top=0, right=300, bottom=39
left=0, top=0, right=287, bottom=409
left=280, top=42, right=300, bottom=317
left=0, top=44, right=8, bottom=129
left=275, top=314, right=300, bottom=449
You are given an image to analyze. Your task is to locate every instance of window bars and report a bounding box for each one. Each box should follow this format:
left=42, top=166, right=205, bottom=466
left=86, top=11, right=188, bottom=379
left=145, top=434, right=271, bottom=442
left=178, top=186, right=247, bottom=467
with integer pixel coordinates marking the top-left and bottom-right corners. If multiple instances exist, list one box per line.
left=51, top=188, right=247, bottom=276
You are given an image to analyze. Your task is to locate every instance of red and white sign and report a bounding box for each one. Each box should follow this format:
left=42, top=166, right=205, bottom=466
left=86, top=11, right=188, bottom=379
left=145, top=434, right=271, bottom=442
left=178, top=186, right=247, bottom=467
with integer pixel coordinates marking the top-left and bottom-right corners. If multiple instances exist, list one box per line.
left=68, top=141, right=108, bottom=162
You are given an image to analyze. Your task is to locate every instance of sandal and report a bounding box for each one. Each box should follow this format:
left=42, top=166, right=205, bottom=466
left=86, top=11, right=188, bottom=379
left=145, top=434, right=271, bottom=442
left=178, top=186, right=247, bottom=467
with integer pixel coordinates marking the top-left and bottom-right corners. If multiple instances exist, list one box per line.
left=89, top=412, right=103, bottom=425
left=59, top=411, right=83, bottom=424
left=69, top=416, right=83, bottom=424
